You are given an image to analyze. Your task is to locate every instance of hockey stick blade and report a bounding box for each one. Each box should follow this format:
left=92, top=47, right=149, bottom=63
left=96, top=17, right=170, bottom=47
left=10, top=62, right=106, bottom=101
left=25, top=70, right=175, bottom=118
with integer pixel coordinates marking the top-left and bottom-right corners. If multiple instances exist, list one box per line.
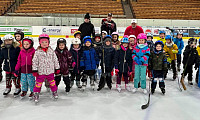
left=141, top=93, right=150, bottom=110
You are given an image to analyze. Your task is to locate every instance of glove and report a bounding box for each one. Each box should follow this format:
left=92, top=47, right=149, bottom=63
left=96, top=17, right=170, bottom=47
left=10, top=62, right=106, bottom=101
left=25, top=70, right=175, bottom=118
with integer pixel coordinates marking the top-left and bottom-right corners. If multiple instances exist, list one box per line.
left=33, top=72, right=39, bottom=77
left=134, top=57, right=142, bottom=65
left=167, top=57, right=172, bottom=63
left=172, top=50, right=178, bottom=54
left=14, top=70, right=19, bottom=77
left=72, top=62, right=76, bottom=68
left=115, top=69, right=119, bottom=76
left=55, top=70, right=60, bottom=75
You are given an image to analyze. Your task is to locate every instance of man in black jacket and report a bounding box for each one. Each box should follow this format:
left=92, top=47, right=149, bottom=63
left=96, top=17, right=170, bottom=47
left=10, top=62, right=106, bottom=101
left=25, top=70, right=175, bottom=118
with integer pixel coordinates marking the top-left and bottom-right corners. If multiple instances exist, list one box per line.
left=78, top=13, right=95, bottom=43
left=101, top=13, right=117, bottom=35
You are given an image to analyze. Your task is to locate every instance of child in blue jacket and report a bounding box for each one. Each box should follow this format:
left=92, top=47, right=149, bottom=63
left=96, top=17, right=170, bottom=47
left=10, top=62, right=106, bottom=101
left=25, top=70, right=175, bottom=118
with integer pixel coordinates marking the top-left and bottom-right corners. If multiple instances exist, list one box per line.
left=173, top=32, right=184, bottom=71
left=80, top=36, right=99, bottom=91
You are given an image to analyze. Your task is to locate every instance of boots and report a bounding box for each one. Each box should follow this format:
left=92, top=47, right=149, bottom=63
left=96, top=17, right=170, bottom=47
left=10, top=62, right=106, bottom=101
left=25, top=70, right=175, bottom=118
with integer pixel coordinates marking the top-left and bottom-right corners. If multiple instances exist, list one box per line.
left=97, top=76, right=105, bottom=91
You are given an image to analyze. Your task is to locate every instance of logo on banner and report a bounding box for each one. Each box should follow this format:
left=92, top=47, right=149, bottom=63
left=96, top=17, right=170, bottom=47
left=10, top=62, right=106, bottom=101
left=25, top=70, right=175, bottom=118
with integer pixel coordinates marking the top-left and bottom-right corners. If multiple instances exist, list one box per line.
left=145, top=29, right=152, bottom=34
left=71, top=29, right=78, bottom=34
left=154, top=29, right=159, bottom=34
left=194, top=30, right=200, bottom=35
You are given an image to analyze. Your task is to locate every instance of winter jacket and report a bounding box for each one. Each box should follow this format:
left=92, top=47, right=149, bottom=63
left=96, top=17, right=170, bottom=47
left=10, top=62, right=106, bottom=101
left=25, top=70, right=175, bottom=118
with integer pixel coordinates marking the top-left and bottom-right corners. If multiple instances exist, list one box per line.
left=93, top=41, right=102, bottom=57
left=183, top=45, right=199, bottom=67
left=157, top=38, right=166, bottom=45
left=148, top=50, right=167, bottom=71
left=78, top=21, right=95, bottom=41
left=80, top=46, right=99, bottom=70
left=0, top=42, right=20, bottom=72
left=70, top=46, right=82, bottom=74
left=147, top=41, right=154, bottom=52
left=32, top=46, right=60, bottom=75
left=115, top=45, right=132, bottom=73
left=173, top=38, right=184, bottom=54
left=112, top=40, right=121, bottom=50
left=197, top=45, right=200, bottom=56
left=55, top=47, right=72, bottom=75
left=101, top=18, right=116, bottom=35
left=99, top=47, right=115, bottom=73
left=124, top=25, right=144, bottom=37
left=15, top=47, right=35, bottom=73
left=129, top=44, right=136, bottom=72
left=132, top=44, right=150, bottom=66
left=163, top=43, right=178, bottom=60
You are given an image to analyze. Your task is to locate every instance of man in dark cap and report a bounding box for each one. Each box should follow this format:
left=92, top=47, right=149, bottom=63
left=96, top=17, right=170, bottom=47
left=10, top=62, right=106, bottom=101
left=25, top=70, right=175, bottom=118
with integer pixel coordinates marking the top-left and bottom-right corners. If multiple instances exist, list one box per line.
left=101, top=13, right=117, bottom=35
left=78, top=13, right=95, bottom=43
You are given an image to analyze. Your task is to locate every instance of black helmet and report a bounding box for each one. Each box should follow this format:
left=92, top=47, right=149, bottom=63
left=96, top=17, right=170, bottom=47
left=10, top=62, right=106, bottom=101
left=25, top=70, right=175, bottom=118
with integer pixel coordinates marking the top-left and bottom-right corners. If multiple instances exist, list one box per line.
left=14, top=30, right=24, bottom=41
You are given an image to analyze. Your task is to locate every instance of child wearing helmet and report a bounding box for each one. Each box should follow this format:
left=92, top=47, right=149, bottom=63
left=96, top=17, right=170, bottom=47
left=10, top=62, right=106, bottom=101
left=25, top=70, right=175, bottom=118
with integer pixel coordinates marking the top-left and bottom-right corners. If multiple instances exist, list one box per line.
left=97, top=36, right=115, bottom=91
left=148, top=41, right=167, bottom=94
left=55, top=38, right=73, bottom=94
left=14, top=36, right=35, bottom=99
left=163, top=35, right=178, bottom=80
left=182, top=38, right=199, bottom=85
left=32, top=34, right=60, bottom=103
left=74, top=31, right=81, bottom=39
left=93, top=34, right=102, bottom=81
left=173, top=32, right=184, bottom=71
left=111, top=32, right=120, bottom=51
left=14, top=30, right=24, bottom=49
left=70, top=38, right=82, bottom=89
left=0, top=34, right=21, bottom=96
left=80, top=36, right=99, bottom=91
left=195, top=38, right=200, bottom=84
left=158, top=30, right=166, bottom=45
left=114, top=36, right=132, bottom=92
left=132, top=33, right=150, bottom=94
left=146, top=33, right=154, bottom=79
left=128, top=35, right=137, bottom=82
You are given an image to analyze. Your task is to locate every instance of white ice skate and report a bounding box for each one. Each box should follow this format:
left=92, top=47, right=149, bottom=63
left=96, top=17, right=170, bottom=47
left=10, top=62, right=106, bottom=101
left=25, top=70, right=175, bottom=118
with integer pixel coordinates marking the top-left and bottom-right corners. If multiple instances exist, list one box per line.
left=52, top=91, right=58, bottom=100
left=125, top=84, right=132, bottom=92
left=116, top=84, right=121, bottom=93
left=132, top=88, right=138, bottom=93
left=34, top=92, right=39, bottom=104
left=143, top=89, right=148, bottom=94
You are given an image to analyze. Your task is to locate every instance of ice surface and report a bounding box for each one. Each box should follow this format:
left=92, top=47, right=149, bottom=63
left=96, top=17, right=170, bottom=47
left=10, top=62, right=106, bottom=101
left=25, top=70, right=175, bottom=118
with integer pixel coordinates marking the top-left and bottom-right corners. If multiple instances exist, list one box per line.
left=0, top=39, right=200, bottom=120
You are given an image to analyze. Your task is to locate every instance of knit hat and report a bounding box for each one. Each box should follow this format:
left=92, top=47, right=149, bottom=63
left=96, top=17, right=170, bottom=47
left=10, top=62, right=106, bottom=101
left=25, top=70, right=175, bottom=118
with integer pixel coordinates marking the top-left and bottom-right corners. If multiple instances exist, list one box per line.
left=84, top=13, right=90, bottom=19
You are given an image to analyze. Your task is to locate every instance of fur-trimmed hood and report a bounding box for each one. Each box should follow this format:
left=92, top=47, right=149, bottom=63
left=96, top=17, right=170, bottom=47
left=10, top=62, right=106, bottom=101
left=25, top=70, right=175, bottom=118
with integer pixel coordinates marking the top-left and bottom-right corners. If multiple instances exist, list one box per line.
left=1, top=41, right=20, bottom=48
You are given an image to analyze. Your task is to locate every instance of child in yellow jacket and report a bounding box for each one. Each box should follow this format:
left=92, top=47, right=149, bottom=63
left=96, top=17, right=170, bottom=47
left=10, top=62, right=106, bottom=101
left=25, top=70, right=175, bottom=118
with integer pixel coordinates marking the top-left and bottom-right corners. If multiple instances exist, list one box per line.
left=163, top=35, right=178, bottom=80
left=195, top=38, right=200, bottom=84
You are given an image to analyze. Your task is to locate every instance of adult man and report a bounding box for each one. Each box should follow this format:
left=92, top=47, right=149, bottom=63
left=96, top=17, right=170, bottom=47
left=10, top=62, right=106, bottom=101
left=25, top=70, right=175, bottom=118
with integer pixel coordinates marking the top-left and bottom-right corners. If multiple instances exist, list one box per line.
left=78, top=13, right=95, bottom=43
left=124, top=19, right=144, bottom=37
left=101, top=13, right=117, bottom=35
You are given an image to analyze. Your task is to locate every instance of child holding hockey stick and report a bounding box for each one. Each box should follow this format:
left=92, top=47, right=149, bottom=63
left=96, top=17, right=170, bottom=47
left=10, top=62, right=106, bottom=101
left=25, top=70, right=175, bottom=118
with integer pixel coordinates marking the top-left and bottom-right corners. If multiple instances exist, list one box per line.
left=148, top=41, right=167, bottom=94
left=115, top=37, right=132, bottom=92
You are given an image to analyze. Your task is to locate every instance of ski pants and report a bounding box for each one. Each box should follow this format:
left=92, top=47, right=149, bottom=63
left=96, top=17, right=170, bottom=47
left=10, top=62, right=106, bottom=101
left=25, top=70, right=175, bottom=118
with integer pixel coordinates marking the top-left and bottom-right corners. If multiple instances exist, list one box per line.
left=134, top=65, right=147, bottom=89
left=151, top=70, right=165, bottom=90
left=21, top=73, right=35, bottom=92
left=6, top=72, right=21, bottom=89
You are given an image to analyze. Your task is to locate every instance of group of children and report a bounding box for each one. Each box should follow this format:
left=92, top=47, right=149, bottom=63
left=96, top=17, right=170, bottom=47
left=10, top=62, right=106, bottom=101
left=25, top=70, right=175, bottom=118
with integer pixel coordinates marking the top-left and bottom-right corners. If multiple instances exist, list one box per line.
left=0, top=29, right=199, bottom=103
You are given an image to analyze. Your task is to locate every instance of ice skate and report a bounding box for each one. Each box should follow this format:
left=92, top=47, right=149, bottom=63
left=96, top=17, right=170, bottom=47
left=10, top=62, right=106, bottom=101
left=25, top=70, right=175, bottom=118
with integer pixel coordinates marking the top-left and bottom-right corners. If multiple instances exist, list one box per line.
left=3, top=88, right=11, bottom=96
left=116, top=84, right=121, bottom=93
left=14, top=88, right=21, bottom=98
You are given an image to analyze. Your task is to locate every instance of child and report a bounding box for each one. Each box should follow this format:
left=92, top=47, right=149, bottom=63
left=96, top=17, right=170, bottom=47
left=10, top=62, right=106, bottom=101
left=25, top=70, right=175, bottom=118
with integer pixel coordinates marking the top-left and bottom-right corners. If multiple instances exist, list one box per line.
left=70, top=38, right=82, bottom=88
left=146, top=33, right=154, bottom=79
left=0, top=37, right=3, bottom=82
left=163, top=35, right=178, bottom=80
left=93, top=33, right=102, bottom=81
left=0, top=34, right=21, bottom=96
left=115, top=37, right=132, bottom=92
left=74, top=31, right=81, bottom=39
left=182, top=38, right=199, bottom=85
left=32, top=34, right=60, bottom=103
left=97, top=36, right=115, bottom=91
left=55, top=38, right=72, bottom=94
left=14, top=30, right=24, bottom=49
left=80, top=36, right=99, bottom=90
left=148, top=41, right=167, bottom=94
left=101, top=31, right=107, bottom=40
left=196, top=38, right=200, bottom=84
left=173, top=32, right=184, bottom=71
left=14, top=36, right=35, bottom=99
left=157, top=30, right=166, bottom=45
left=111, top=32, right=120, bottom=50
left=129, top=35, right=137, bottom=82
left=132, top=33, right=150, bottom=94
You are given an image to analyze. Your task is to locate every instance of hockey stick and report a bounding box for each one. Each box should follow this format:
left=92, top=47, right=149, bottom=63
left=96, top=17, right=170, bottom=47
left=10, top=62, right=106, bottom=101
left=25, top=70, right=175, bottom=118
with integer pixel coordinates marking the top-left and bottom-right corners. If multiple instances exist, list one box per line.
left=141, top=73, right=151, bottom=110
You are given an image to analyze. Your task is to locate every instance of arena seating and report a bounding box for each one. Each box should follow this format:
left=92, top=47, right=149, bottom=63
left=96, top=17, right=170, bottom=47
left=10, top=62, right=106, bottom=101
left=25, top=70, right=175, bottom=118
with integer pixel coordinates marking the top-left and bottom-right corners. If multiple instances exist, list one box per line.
left=14, top=0, right=124, bottom=15
left=0, top=0, right=14, bottom=15
left=132, top=0, right=200, bottom=20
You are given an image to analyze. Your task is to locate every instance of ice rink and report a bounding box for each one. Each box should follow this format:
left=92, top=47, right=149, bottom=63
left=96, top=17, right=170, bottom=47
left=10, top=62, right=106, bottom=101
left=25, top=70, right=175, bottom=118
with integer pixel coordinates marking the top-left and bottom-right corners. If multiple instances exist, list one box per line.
left=0, top=39, right=200, bottom=120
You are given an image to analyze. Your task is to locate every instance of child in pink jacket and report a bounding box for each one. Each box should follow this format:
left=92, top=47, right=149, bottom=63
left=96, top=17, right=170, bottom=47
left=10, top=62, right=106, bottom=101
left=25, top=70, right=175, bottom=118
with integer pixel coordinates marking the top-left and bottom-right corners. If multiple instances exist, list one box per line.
left=32, top=34, right=60, bottom=103
left=14, top=36, right=35, bottom=99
